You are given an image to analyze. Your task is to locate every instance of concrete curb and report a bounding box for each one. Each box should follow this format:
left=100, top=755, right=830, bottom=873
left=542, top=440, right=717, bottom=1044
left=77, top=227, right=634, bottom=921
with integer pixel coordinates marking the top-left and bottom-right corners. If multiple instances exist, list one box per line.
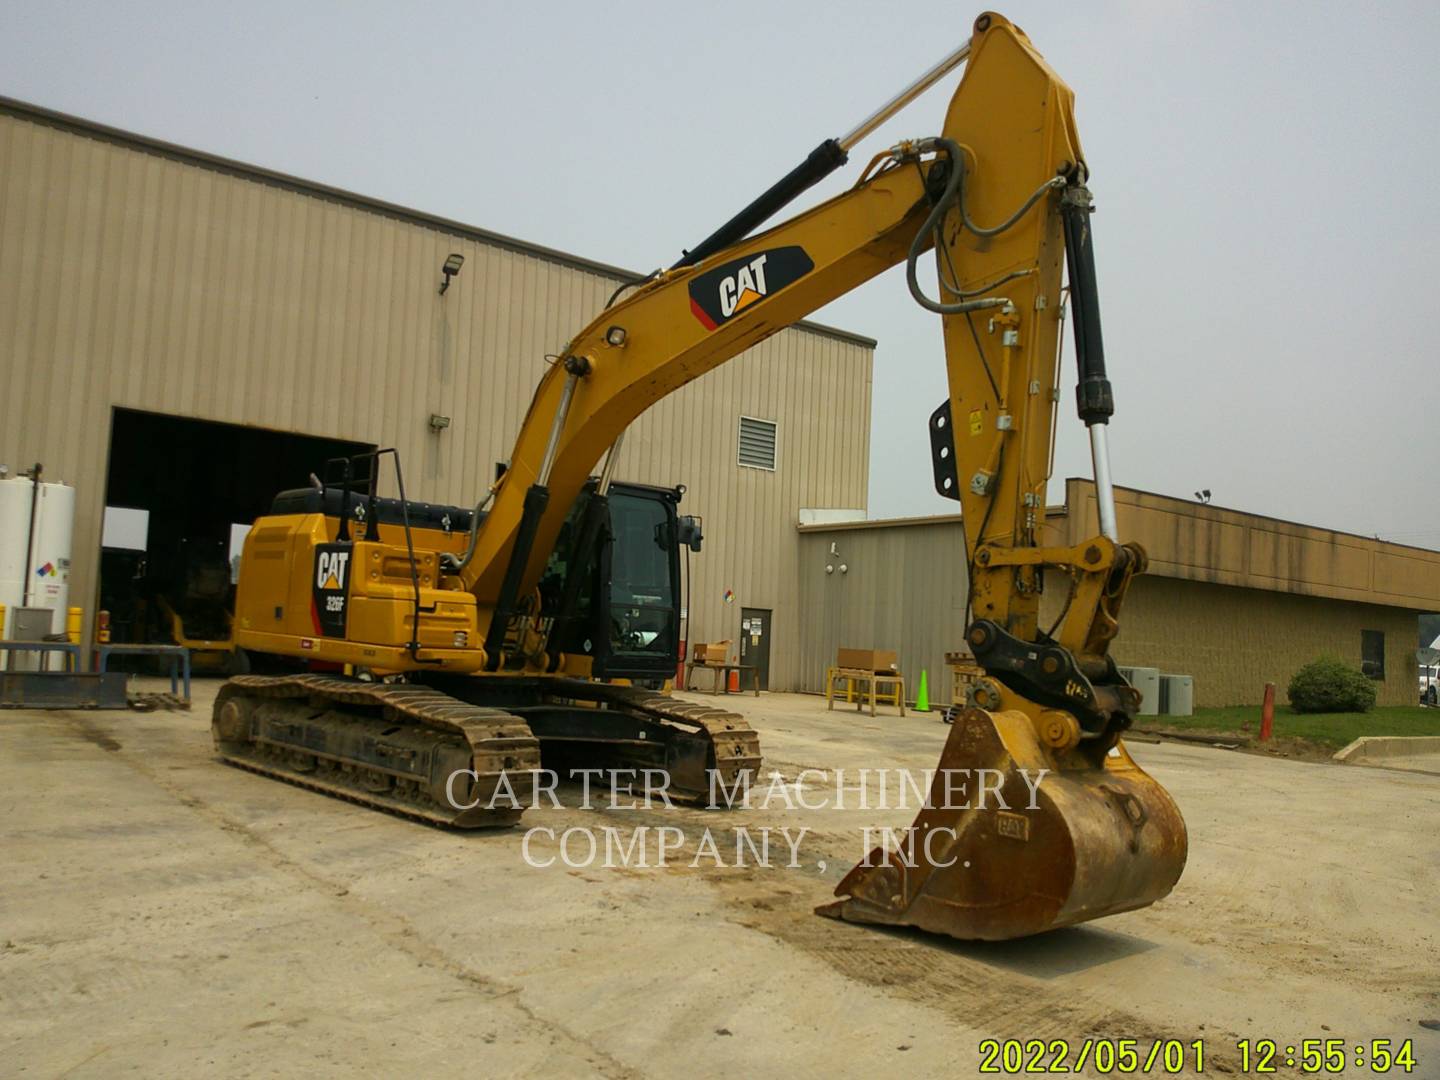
left=1333, top=735, right=1440, bottom=763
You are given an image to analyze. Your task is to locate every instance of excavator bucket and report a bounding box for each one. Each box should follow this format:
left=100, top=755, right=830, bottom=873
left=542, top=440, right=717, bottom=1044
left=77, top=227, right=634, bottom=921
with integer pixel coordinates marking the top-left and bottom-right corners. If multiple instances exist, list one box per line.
left=818, top=707, right=1187, bottom=940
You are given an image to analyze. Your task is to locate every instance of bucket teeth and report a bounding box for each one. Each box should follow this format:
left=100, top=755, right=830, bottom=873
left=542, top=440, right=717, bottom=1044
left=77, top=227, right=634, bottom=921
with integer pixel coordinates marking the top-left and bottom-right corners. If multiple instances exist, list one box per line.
left=817, top=707, right=1187, bottom=941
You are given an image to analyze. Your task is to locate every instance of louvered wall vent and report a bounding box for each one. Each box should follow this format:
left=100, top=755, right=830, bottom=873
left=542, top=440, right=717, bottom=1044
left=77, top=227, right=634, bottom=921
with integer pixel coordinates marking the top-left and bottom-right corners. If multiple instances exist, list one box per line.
left=737, top=416, right=778, bottom=471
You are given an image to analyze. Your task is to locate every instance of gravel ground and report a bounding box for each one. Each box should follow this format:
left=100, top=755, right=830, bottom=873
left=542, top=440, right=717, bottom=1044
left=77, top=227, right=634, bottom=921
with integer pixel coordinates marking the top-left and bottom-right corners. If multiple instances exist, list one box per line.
left=3, top=680, right=1437, bottom=1077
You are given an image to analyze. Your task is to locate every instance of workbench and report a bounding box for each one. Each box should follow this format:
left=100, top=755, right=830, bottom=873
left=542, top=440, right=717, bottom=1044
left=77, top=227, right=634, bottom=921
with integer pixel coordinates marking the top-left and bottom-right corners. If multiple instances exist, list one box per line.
left=684, top=661, right=760, bottom=696
left=96, top=643, right=192, bottom=704
left=825, top=666, right=906, bottom=717
left=0, top=640, right=81, bottom=672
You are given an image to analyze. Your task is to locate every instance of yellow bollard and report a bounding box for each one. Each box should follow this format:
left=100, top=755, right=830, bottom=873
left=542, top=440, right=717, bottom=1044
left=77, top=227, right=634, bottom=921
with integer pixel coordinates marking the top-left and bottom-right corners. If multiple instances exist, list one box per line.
left=67, top=606, right=83, bottom=644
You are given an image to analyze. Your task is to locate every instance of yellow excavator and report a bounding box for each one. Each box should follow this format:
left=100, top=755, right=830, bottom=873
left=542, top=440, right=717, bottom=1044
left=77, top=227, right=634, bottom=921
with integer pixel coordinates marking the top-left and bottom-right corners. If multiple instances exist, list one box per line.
left=217, top=11, right=1186, bottom=941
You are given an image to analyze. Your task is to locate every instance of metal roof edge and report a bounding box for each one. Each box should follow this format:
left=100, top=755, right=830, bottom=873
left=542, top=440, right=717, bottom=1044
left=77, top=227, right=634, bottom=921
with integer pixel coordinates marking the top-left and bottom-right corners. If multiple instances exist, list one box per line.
left=1061, top=477, right=1440, bottom=557
left=797, top=512, right=964, bottom=532
left=0, top=94, right=879, bottom=350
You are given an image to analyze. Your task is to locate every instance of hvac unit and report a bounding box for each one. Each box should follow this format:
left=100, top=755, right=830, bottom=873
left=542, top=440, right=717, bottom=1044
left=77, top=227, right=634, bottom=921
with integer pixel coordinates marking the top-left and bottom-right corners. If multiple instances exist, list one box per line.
left=1159, top=674, right=1194, bottom=717
left=1116, top=665, right=1161, bottom=716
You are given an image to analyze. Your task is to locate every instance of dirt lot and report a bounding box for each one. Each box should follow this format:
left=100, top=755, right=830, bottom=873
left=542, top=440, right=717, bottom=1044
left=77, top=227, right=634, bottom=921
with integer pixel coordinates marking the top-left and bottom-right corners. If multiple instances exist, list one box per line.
left=3, top=682, right=1438, bottom=1077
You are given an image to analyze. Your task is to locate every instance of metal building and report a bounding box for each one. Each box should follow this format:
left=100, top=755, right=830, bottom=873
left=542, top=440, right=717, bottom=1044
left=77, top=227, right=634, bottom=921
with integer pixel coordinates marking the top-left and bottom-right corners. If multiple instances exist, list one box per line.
left=798, top=479, right=1439, bottom=707
left=0, top=96, right=874, bottom=687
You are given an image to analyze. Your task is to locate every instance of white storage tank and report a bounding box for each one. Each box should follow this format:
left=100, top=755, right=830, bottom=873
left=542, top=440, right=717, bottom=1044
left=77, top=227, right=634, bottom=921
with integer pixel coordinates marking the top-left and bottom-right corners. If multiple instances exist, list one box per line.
left=0, top=467, right=76, bottom=638
left=0, top=478, right=28, bottom=628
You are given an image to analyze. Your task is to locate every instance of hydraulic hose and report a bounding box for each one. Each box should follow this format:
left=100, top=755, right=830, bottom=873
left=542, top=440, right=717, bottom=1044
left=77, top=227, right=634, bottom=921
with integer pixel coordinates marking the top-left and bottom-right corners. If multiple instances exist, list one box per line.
left=905, top=138, right=1064, bottom=316
left=960, top=167, right=1066, bottom=239
left=441, top=486, right=497, bottom=574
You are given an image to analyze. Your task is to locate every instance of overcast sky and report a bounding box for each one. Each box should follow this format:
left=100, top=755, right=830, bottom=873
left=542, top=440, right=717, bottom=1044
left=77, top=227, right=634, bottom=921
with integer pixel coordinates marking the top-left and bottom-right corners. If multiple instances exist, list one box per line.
left=5, top=1, right=1438, bottom=548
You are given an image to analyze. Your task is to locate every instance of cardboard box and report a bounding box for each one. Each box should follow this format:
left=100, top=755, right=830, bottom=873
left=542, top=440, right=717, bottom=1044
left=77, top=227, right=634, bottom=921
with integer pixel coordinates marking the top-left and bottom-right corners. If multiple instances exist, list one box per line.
left=837, top=648, right=898, bottom=673
left=693, top=641, right=732, bottom=664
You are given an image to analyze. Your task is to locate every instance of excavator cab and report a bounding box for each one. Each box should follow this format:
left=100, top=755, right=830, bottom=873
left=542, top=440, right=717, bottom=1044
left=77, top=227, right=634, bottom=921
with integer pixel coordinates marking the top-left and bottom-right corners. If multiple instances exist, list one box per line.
left=540, top=480, right=693, bottom=684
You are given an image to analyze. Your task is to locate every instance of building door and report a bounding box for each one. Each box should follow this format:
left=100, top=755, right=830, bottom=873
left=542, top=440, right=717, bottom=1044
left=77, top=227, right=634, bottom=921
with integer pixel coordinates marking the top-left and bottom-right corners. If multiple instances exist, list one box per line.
left=740, top=607, right=772, bottom=691
left=100, top=407, right=374, bottom=660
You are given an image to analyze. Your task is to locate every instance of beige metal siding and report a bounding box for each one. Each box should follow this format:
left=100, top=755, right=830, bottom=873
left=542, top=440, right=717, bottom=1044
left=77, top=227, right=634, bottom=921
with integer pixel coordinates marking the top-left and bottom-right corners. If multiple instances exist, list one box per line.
left=0, top=108, right=873, bottom=675
left=630, top=326, right=872, bottom=690
left=797, top=521, right=970, bottom=702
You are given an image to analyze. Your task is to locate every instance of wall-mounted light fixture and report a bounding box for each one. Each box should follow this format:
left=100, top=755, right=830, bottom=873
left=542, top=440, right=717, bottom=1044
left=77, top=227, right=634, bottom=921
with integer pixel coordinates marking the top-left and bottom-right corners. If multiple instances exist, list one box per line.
left=439, top=253, right=465, bottom=295
left=429, top=413, right=451, bottom=432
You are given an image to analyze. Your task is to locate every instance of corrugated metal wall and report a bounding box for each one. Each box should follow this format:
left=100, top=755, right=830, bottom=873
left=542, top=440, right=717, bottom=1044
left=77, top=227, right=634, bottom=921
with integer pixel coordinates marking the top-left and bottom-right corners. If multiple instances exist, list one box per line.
left=0, top=106, right=873, bottom=687
left=799, top=516, right=1422, bottom=707
left=797, top=519, right=971, bottom=704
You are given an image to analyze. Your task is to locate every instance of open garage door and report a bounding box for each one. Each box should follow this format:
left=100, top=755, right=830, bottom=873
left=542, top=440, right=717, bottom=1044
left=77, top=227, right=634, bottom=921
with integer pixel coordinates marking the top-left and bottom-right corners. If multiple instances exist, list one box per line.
left=99, top=408, right=373, bottom=670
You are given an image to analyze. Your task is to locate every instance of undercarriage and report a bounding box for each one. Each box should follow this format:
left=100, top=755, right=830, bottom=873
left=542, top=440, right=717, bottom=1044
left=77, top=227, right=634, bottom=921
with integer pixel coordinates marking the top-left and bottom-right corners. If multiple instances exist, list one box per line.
left=212, top=673, right=761, bottom=827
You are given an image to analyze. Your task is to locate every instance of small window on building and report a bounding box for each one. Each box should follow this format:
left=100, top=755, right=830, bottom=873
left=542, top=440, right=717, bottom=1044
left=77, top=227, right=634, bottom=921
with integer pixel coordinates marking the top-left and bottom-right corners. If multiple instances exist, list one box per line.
left=737, top=416, right=777, bottom=471
left=1360, top=629, right=1385, bottom=679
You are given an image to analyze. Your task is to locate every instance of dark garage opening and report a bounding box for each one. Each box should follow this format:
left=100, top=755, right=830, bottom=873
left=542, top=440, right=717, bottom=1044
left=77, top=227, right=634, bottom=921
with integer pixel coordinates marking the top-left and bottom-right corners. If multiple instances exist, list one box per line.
left=99, top=407, right=373, bottom=668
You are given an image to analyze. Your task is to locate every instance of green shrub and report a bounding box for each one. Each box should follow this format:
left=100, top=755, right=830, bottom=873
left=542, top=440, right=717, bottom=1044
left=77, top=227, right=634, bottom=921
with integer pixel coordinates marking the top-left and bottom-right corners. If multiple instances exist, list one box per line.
left=1287, top=655, right=1377, bottom=714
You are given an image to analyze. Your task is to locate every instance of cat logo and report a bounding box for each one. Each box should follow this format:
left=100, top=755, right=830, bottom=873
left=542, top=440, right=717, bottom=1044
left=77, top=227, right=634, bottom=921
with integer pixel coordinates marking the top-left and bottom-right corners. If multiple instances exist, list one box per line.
left=312, top=543, right=353, bottom=637
left=688, top=245, right=814, bottom=331
left=996, top=811, right=1030, bottom=841
left=316, top=549, right=350, bottom=590
left=719, top=253, right=769, bottom=318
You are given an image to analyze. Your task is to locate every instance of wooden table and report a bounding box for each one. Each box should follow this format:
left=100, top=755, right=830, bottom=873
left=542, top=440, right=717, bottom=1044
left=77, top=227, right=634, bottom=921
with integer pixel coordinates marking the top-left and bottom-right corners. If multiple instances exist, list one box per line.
left=685, top=662, right=760, bottom=696
left=825, top=666, right=906, bottom=717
